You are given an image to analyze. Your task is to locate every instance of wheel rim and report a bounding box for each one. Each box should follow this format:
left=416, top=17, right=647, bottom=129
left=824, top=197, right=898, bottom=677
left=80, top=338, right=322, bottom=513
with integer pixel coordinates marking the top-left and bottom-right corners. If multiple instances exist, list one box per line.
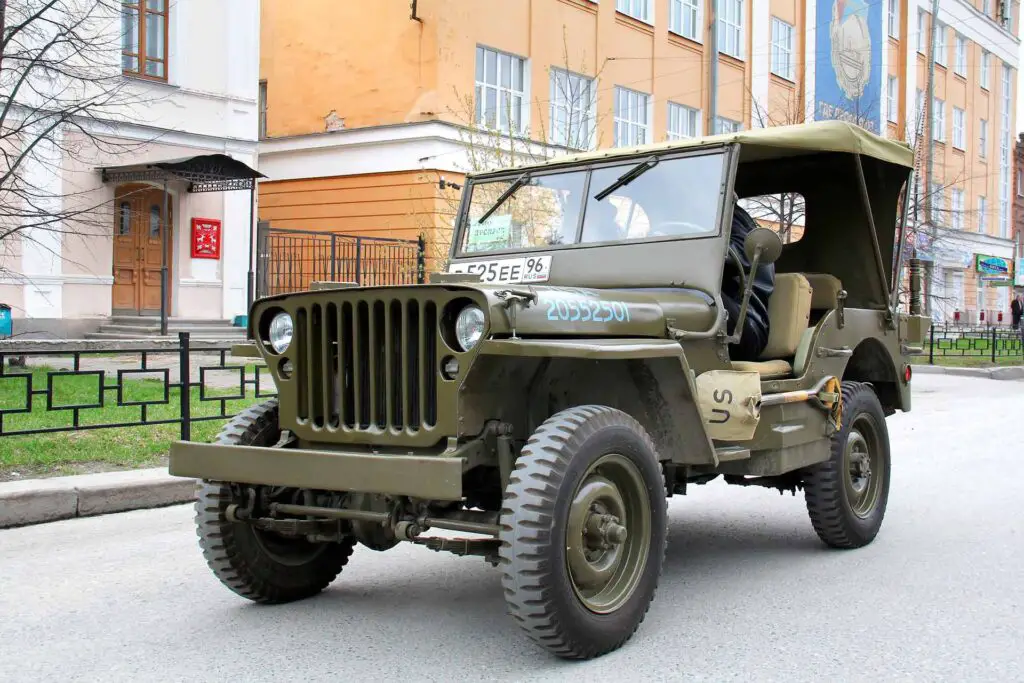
left=250, top=526, right=332, bottom=566
left=843, top=413, right=884, bottom=519
left=566, top=453, right=651, bottom=614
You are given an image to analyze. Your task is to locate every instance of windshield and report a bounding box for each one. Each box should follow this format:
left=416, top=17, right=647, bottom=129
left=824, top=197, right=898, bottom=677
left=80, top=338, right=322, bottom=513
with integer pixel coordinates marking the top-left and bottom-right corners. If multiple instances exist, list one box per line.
left=457, top=151, right=725, bottom=255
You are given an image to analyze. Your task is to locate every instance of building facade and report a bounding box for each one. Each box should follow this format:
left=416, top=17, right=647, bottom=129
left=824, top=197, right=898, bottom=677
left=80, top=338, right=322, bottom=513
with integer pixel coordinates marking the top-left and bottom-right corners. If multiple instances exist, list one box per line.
left=257, top=0, right=1020, bottom=320
left=1, top=0, right=260, bottom=337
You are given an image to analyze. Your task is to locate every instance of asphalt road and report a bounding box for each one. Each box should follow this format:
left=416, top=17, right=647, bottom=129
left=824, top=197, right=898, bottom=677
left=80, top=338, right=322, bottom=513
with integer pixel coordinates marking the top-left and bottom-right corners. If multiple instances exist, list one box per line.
left=1, top=373, right=1022, bottom=683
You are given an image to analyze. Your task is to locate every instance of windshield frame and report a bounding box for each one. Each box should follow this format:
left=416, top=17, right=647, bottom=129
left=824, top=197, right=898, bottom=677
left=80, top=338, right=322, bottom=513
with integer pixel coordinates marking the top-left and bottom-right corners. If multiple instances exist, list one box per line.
left=450, top=143, right=736, bottom=260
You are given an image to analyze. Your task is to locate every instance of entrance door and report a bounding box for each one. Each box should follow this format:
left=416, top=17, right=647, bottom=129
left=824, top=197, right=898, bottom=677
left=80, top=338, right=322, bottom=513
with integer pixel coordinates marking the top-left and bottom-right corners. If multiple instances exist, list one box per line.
left=112, top=184, right=173, bottom=315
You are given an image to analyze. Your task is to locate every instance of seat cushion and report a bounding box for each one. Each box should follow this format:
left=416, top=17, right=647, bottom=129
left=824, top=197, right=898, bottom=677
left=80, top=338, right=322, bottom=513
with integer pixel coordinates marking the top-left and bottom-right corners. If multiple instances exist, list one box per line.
left=761, top=273, right=813, bottom=359
left=732, top=359, right=793, bottom=379
left=803, top=273, right=843, bottom=310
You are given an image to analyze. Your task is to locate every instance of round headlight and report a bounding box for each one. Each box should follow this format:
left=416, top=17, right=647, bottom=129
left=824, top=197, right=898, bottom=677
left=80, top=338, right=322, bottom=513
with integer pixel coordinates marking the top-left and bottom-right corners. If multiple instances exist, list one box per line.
left=268, top=312, right=293, bottom=354
left=455, top=305, right=485, bottom=351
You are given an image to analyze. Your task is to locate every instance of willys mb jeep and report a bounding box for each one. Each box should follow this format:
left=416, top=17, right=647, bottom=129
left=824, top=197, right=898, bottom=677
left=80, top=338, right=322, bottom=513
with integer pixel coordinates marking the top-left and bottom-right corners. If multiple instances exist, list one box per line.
left=169, top=120, right=930, bottom=659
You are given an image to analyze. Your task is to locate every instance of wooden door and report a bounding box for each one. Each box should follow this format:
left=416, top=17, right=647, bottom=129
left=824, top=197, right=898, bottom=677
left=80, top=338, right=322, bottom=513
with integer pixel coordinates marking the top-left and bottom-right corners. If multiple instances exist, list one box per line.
left=112, top=185, right=173, bottom=315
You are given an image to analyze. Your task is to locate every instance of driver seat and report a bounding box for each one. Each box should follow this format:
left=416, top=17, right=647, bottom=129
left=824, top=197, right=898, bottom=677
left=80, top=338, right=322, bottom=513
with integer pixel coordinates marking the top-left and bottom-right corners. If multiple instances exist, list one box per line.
left=731, top=273, right=813, bottom=379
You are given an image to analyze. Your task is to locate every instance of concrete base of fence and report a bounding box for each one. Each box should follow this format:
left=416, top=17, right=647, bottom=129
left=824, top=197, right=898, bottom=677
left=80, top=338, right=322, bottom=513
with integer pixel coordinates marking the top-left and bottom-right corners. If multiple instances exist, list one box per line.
left=911, top=363, right=1024, bottom=381
left=0, top=468, right=197, bottom=529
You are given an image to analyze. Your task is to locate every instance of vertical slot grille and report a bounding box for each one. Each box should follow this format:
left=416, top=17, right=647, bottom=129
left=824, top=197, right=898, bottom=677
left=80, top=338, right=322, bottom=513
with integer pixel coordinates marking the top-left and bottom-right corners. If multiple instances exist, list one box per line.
left=293, top=296, right=442, bottom=433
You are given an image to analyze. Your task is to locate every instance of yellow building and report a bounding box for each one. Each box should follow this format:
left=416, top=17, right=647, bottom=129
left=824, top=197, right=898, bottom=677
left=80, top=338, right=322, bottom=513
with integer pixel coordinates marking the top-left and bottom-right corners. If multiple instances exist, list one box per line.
left=256, top=0, right=1020, bottom=321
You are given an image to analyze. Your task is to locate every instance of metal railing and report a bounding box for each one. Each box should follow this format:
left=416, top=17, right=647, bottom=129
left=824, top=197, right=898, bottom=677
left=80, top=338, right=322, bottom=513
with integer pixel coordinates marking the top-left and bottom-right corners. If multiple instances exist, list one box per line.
left=256, top=223, right=426, bottom=298
left=927, top=324, right=1024, bottom=364
left=0, top=333, right=274, bottom=440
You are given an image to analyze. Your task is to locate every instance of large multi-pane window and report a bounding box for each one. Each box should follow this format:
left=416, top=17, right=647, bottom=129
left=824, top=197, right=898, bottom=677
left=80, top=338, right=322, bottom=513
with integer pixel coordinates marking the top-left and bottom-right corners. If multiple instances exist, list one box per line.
left=616, top=0, right=652, bottom=23
left=917, top=10, right=926, bottom=53
left=954, top=34, right=967, bottom=76
left=978, top=196, right=987, bottom=233
left=951, top=188, right=964, bottom=230
left=932, top=21, right=946, bottom=66
left=549, top=68, right=594, bottom=150
left=888, top=0, right=899, bottom=38
left=121, top=0, right=169, bottom=80
left=667, top=102, right=700, bottom=140
left=718, top=0, right=744, bottom=59
left=770, top=18, right=794, bottom=80
left=669, top=0, right=700, bottom=41
left=979, top=118, right=988, bottom=158
left=475, top=46, right=526, bottom=135
left=614, top=86, right=650, bottom=147
left=715, top=116, right=742, bottom=134
left=932, top=97, right=945, bottom=142
left=930, top=183, right=944, bottom=225
left=952, top=107, right=965, bottom=149
left=981, top=51, right=990, bottom=89
left=887, top=76, right=898, bottom=123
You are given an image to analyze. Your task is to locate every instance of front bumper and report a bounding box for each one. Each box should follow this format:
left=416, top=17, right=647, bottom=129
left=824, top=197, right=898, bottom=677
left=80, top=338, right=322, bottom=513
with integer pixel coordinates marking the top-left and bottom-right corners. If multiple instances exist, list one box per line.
left=168, top=441, right=464, bottom=501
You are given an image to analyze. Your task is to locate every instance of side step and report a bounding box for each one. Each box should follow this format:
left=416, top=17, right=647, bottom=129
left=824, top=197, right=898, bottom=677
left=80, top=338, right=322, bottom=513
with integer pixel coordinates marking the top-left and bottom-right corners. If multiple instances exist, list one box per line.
left=715, top=446, right=750, bottom=462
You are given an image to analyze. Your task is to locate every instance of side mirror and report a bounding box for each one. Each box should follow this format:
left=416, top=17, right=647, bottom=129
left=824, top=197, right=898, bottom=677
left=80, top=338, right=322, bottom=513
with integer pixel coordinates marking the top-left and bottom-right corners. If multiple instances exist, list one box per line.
left=743, top=227, right=784, bottom=265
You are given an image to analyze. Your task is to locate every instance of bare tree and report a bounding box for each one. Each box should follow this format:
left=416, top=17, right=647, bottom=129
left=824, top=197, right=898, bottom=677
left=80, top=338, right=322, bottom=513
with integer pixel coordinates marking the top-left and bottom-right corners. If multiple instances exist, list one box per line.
left=0, top=0, right=159, bottom=285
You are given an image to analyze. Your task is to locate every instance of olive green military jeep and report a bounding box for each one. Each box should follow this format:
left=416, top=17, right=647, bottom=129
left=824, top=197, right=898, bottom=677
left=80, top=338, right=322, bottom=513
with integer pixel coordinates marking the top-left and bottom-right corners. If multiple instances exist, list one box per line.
left=169, top=120, right=930, bottom=659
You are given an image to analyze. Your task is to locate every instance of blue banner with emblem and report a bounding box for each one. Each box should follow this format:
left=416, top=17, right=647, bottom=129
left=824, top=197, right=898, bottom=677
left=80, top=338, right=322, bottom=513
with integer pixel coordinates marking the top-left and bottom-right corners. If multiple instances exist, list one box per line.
left=814, top=0, right=883, bottom=135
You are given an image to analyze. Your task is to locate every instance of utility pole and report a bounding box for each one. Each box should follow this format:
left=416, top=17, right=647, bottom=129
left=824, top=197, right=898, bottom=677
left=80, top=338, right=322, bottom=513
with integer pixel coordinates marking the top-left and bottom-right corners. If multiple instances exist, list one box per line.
left=924, top=0, right=940, bottom=317
left=708, top=0, right=718, bottom=134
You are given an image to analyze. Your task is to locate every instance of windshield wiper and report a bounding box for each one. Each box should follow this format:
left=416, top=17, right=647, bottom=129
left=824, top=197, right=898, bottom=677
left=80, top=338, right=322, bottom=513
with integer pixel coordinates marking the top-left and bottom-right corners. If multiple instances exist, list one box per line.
left=478, top=172, right=530, bottom=223
left=593, top=156, right=659, bottom=201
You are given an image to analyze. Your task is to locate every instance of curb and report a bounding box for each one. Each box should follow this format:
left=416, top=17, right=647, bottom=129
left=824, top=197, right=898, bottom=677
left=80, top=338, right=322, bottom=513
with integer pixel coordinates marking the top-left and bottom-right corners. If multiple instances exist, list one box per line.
left=911, top=363, right=1024, bottom=381
left=0, top=468, right=196, bottom=529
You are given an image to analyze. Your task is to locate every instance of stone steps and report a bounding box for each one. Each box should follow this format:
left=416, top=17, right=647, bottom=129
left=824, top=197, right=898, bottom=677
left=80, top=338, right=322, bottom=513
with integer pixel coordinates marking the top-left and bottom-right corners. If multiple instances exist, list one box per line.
left=84, top=316, right=247, bottom=341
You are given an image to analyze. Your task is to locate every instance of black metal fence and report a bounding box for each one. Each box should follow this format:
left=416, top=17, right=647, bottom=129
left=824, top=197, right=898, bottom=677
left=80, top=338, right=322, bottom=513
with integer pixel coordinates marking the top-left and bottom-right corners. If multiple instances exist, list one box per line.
left=927, top=324, right=1024, bottom=364
left=0, top=333, right=273, bottom=440
left=256, top=223, right=426, bottom=298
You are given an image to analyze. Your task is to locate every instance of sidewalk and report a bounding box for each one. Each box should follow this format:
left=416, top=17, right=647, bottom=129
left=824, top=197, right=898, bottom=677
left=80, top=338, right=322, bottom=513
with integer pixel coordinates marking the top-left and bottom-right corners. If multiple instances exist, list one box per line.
left=910, top=363, right=1024, bottom=381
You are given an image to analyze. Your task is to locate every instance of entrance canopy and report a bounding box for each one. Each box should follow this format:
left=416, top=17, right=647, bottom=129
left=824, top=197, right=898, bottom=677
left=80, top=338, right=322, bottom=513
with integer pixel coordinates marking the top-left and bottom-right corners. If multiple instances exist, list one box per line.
left=99, top=153, right=265, bottom=193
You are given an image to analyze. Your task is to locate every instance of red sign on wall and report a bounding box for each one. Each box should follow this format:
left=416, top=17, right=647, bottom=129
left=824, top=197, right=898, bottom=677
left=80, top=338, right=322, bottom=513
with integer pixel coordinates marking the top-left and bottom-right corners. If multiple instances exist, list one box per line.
left=190, top=217, right=221, bottom=259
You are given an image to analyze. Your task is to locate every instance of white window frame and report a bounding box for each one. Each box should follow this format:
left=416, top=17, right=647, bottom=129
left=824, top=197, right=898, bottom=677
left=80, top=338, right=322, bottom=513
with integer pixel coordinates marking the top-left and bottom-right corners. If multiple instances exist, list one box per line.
left=1019, top=170, right=1024, bottom=197
left=888, top=0, right=899, bottom=38
left=666, top=102, right=701, bottom=140
left=978, top=196, right=987, bottom=233
left=715, top=116, right=742, bottom=134
left=887, top=76, right=898, bottom=123
left=917, top=9, right=926, bottom=54
left=669, top=0, right=701, bottom=42
left=613, top=85, right=651, bottom=147
left=979, top=118, right=988, bottom=158
left=981, top=50, right=990, bottom=90
left=932, top=97, right=945, bottom=142
left=954, top=33, right=967, bottom=77
left=616, top=0, right=652, bottom=23
left=951, top=187, right=964, bottom=230
left=930, top=183, right=944, bottom=225
left=548, top=67, right=595, bottom=150
left=475, top=45, right=527, bottom=135
left=933, top=20, right=946, bottom=67
left=718, top=0, right=745, bottom=60
left=770, top=17, right=794, bottom=81
left=952, top=106, right=965, bottom=150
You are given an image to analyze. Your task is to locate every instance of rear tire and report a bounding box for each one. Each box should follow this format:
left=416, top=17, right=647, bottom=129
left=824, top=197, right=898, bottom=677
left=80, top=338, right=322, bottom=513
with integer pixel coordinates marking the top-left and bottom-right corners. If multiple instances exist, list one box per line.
left=194, top=399, right=356, bottom=603
left=498, top=405, right=667, bottom=659
left=802, top=381, right=891, bottom=549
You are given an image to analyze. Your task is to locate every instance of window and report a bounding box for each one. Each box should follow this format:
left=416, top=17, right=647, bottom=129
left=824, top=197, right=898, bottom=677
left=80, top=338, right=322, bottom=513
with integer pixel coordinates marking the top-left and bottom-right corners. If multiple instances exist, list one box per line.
left=978, top=196, right=987, bottom=233
left=1018, top=170, right=1024, bottom=196
left=258, top=80, right=267, bottom=140
left=916, top=88, right=924, bottom=124
left=917, top=10, right=926, bottom=53
left=980, top=118, right=988, bottom=157
left=952, top=106, right=965, bottom=149
left=770, top=18, right=794, bottom=81
left=930, top=183, right=944, bottom=225
left=718, top=0, right=744, bottom=59
left=616, top=0, right=652, bottom=23
left=888, top=0, right=899, bottom=38
left=951, top=188, right=964, bottom=230
left=983, top=0, right=992, bottom=17
left=613, top=86, right=650, bottom=147
left=669, top=0, right=700, bottom=41
left=932, top=21, right=946, bottom=66
left=715, top=116, right=742, bottom=134
left=981, top=50, right=990, bottom=89
left=932, top=97, right=945, bottom=142
left=475, top=46, right=526, bottom=135
left=121, top=0, right=169, bottom=80
left=666, top=102, right=700, bottom=140
left=954, top=34, right=967, bottom=76
left=118, top=203, right=131, bottom=235
left=549, top=68, right=595, bottom=149
left=887, top=76, right=898, bottom=123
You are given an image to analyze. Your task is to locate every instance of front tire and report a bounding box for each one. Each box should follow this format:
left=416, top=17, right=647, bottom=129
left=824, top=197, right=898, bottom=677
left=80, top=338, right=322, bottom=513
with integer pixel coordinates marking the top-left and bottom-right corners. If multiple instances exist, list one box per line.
left=802, top=381, right=891, bottom=549
left=498, top=405, right=668, bottom=659
left=194, top=399, right=356, bottom=603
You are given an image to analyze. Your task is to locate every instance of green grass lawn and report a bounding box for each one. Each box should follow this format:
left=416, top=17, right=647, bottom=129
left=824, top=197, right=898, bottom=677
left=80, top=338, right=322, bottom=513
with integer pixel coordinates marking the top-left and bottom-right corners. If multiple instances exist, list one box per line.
left=0, top=365, right=270, bottom=480
left=922, top=332, right=1024, bottom=368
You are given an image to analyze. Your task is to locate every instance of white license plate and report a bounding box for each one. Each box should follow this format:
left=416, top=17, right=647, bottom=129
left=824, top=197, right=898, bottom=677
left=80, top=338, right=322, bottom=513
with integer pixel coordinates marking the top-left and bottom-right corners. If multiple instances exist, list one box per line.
left=448, top=255, right=551, bottom=284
